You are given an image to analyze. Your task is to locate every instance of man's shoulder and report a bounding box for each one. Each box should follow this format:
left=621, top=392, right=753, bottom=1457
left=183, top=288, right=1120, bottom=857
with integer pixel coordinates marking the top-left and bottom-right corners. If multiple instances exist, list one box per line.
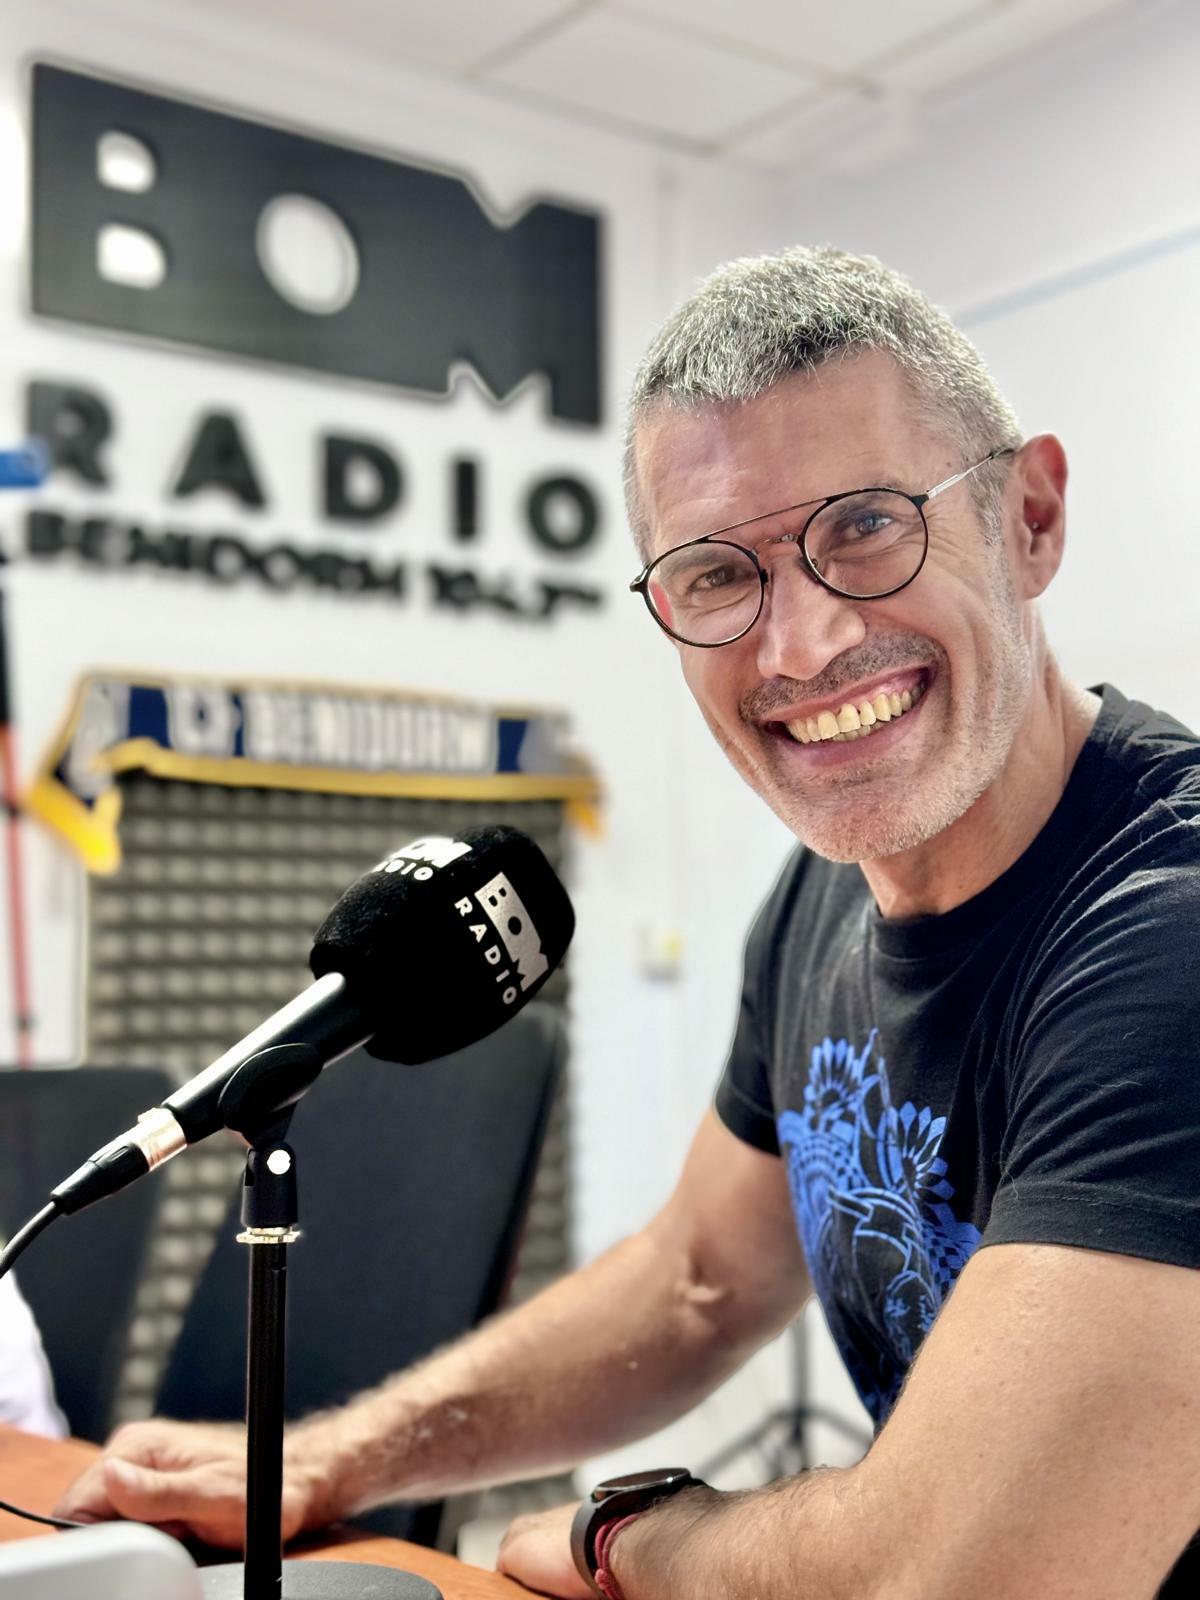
left=743, top=844, right=868, bottom=988
left=1090, top=684, right=1200, bottom=819
left=1078, top=687, right=1200, bottom=883
left=1023, top=688, right=1200, bottom=990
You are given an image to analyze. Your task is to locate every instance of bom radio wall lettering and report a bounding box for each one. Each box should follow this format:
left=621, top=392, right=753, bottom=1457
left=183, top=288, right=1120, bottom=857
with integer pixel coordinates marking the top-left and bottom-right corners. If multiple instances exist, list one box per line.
left=21, top=63, right=610, bottom=624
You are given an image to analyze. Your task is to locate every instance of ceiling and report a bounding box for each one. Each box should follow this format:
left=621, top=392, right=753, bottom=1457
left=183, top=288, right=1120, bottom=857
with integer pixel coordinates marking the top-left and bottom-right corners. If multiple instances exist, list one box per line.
left=172, top=0, right=1150, bottom=170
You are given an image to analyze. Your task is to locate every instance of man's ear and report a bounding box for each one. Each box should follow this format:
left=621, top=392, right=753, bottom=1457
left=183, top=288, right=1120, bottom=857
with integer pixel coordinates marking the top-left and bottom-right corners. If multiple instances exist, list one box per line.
left=1009, top=435, right=1068, bottom=599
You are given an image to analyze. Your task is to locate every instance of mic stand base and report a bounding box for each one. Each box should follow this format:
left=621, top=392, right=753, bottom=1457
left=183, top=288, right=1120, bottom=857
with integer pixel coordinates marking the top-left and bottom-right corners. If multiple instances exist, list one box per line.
left=199, top=1560, right=441, bottom=1598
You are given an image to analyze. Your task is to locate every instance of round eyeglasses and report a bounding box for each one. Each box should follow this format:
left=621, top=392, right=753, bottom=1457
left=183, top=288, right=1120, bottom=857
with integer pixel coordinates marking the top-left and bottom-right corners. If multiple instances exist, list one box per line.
left=630, top=447, right=1014, bottom=648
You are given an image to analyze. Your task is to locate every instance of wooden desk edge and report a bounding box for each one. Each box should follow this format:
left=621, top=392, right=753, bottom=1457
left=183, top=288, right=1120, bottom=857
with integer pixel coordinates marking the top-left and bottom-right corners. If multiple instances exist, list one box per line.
left=0, top=1425, right=527, bottom=1599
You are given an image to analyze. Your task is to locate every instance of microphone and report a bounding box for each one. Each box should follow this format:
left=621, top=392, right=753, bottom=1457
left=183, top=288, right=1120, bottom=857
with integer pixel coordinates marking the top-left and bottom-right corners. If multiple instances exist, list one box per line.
left=50, top=824, right=574, bottom=1215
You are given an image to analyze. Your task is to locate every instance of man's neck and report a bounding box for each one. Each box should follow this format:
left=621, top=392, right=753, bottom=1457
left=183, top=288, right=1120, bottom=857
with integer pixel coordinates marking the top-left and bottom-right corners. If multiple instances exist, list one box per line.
left=861, top=667, right=1101, bottom=921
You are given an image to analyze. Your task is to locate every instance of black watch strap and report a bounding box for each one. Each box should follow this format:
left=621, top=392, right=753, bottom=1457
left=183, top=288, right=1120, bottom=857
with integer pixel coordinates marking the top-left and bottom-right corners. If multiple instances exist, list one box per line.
left=570, top=1468, right=704, bottom=1594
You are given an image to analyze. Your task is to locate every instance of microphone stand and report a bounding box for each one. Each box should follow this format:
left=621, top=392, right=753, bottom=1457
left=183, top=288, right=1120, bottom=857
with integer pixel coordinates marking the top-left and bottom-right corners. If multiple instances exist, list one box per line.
left=198, top=1046, right=442, bottom=1600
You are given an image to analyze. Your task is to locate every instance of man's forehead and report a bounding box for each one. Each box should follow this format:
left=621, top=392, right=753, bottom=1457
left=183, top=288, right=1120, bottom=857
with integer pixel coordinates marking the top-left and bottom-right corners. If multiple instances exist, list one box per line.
left=634, top=363, right=928, bottom=556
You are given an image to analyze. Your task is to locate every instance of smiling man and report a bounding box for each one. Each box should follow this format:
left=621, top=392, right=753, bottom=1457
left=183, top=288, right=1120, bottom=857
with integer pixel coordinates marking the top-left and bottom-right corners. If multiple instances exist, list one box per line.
left=629, top=349, right=1064, bottom=886
left=58, top=249, right=1200, bottom=1600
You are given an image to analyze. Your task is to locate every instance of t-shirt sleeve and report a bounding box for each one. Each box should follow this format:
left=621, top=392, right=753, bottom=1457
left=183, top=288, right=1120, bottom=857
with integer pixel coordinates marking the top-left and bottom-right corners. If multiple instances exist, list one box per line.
left=985, top=857, right=1200, bottom=1267
left=715, top=894, right=781, bottom=1156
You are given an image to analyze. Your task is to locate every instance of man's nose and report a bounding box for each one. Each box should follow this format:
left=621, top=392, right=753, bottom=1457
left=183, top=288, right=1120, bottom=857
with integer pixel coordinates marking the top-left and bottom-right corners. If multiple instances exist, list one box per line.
left=753, top=553, right=867, bottom=683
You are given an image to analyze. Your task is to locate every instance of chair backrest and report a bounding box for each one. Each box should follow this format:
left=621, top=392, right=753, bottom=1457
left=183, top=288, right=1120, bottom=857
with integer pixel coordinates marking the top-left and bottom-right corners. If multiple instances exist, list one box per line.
left=0, top=1065, right=173, bottom=1441
left=154, top=1002, right=567, bottom=1543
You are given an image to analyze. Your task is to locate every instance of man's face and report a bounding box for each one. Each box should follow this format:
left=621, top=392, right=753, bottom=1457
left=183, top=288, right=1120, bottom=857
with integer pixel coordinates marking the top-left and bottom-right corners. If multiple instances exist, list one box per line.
left=633, top=354, right=1035, bottom=863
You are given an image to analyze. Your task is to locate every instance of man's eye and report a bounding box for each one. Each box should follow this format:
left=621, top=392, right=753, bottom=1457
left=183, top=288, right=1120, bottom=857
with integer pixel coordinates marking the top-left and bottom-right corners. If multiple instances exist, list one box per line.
left=692, top=563, right=738, bottom=590
left=847, top=511, right=892, bottom=538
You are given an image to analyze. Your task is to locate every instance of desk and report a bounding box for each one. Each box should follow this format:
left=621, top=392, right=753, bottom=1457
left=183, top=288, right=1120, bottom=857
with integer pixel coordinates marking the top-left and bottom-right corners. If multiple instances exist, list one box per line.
left=0, top=1426, right=525, bottom=1599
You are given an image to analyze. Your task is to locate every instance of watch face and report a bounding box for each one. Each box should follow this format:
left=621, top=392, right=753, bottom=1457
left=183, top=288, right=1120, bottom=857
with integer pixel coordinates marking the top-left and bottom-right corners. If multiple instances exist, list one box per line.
left=593, top=1468, right=692, bottom=1502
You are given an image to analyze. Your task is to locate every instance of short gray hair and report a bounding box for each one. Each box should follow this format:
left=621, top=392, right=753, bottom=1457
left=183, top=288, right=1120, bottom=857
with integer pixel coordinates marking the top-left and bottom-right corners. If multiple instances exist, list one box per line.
left=625, top=245, right=1022, bottom=560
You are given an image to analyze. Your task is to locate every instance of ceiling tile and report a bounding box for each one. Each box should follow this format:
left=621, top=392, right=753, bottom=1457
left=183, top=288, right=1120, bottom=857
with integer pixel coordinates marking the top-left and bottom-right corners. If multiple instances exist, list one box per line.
left=885, top=0, right=1144, bottom=92
left=615, top=0, right=991, bottom=73
left=481, top=8, right=821, bottom=144
left=187, top=0, right=581, bottom=76
left=723, top=86, right=885, bottom=169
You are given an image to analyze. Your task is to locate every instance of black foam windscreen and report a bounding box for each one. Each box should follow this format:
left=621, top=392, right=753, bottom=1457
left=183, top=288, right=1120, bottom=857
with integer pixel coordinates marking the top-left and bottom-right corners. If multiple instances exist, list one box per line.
left=309, top=825, right=574, bottom=1064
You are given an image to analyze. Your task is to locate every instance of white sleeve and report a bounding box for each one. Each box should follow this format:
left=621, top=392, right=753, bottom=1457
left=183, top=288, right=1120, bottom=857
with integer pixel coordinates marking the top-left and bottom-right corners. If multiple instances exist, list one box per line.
left=0, top=1269, right=67, bottom=1438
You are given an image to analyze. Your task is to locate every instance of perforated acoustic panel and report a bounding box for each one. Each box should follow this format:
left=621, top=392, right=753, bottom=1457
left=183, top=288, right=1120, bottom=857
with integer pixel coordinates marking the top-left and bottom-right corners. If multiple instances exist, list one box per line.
left=84, top=776, right=572, bottom=1446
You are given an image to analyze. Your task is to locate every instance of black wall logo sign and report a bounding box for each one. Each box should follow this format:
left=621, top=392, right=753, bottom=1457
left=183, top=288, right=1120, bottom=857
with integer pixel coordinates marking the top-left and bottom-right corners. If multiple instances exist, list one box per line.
left=19, top=377, right=607, bottom=621
left=30, top=63, right=603, bottom=425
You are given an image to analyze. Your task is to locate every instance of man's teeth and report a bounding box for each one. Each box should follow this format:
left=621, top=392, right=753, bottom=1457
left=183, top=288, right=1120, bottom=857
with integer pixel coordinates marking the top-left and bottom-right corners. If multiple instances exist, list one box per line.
left=787, top=683, right=924, bottom=744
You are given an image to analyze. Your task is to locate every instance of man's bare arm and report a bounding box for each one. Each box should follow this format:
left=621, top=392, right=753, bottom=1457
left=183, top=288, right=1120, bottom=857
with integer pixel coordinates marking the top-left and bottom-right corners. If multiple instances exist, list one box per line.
left=573, top=1241, right=1200, bottom=1600
left=55, top=1111, right=808, bottom=1543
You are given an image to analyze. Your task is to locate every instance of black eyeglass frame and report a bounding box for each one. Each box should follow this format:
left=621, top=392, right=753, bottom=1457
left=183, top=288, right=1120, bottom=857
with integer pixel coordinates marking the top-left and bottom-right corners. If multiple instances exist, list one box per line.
left=629, top=445, right=1016, bottom=648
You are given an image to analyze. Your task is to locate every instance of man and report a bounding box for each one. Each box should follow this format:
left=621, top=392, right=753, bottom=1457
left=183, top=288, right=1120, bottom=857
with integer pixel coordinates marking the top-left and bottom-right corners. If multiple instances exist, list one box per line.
left=58, top=248, right=1200, bottom=1598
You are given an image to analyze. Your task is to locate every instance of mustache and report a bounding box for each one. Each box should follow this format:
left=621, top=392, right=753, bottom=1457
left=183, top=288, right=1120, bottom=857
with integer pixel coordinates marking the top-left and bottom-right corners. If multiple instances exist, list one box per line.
left=742, top=637, right=944, bottom=722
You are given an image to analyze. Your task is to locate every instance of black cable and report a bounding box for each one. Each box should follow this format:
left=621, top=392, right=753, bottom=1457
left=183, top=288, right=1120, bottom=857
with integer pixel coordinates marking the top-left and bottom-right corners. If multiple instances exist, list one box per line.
left=0, top=1201, right=59, bottom=1283
left=0, top=1496, right=86, bottom=1530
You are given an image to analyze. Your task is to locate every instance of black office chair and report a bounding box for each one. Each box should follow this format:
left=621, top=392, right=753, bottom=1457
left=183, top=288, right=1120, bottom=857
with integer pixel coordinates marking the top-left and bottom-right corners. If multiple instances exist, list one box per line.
left=0, top=1065, right=173, bottom=1441
left=154, top=1002, right=567, bottom=1546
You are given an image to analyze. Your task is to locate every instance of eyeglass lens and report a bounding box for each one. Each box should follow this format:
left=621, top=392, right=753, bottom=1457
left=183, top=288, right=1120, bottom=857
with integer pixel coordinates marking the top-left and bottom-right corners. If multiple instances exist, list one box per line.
left=646, top=490, right=927, bottom=645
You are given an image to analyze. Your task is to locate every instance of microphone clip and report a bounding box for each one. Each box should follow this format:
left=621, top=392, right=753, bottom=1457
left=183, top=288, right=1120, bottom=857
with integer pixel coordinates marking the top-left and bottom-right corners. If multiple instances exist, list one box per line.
left=216, top=1042, right=324, bottom=1143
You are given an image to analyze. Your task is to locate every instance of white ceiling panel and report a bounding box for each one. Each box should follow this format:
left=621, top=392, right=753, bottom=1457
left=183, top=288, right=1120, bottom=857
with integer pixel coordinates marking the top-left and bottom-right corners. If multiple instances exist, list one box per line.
left=724, top=86, right=885, bottom=170
left=885, top=0, right=1145, bottom=92
left=120, top=0, right=1161, bottom=160
left=615, top=0, right=994, bottom=74
left=182, top=0, right=581, bottom=76
left=481, top=7, right=821, bottom=144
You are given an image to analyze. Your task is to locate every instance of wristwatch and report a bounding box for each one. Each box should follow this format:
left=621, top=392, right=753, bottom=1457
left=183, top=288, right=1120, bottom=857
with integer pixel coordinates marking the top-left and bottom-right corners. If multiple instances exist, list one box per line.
left=570, top=1467, right=705, bottom=1597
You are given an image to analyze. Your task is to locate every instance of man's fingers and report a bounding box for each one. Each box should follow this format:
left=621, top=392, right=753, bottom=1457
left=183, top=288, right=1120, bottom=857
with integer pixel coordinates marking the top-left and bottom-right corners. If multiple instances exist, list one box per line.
left=53, top=1424, right=202, bottom=1524
left=52, top=1461, right=118, bottom=1524
left=150, top=1520, right=194, bottom=1542
left=104, top=1458, right=241, bottom=1530
left=496, top=1503, right=592, bottom=1599
left=52, top=1421, right=254, bottom=1549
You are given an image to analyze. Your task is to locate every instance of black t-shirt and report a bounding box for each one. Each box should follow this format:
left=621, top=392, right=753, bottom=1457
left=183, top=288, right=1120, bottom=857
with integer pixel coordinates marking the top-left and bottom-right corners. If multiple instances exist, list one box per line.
left=716, top=685, right=1200, bottom=1592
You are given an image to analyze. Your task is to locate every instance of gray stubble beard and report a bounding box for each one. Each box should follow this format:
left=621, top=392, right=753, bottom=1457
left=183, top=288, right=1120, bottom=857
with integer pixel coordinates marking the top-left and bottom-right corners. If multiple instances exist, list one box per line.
left=742, top=572, right=1034, bottom=867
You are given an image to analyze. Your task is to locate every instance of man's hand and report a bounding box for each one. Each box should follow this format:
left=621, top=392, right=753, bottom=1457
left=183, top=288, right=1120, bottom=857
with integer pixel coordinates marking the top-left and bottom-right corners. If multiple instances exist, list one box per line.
left=496, top=1502, right=593, bottom=1599
left=46, top=1111, right=803, bottom=1571
left=52, top=1419, right=315, bottom=1549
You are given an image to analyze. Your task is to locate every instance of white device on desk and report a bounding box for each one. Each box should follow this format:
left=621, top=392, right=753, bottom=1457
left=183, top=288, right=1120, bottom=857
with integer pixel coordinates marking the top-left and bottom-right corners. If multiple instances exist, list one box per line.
left=0, top=1521, right=201, bottom=1598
